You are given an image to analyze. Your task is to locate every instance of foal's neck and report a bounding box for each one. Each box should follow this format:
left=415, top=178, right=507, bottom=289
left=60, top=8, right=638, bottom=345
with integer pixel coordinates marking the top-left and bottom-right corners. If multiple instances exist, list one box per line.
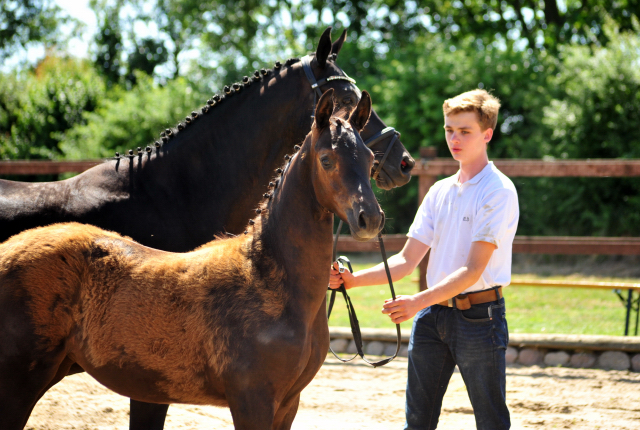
left=255, top=148, right=334, bottom=310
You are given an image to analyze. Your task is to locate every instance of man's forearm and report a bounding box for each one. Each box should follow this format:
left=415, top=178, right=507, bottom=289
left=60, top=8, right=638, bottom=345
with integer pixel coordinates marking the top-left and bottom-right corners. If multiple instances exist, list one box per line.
left=411, top=266, right=482, bottom=309
left=351, top=253, right=415, bottom=288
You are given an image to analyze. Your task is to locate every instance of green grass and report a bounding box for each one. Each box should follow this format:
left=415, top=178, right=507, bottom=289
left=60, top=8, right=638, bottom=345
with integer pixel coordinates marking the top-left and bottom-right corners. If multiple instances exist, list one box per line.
left=328, top=259, right=636, bottom=336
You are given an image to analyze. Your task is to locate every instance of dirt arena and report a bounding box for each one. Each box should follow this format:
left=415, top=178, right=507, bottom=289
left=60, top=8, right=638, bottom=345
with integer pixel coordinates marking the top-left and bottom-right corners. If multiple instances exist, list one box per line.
left=26, top=356, right=640, bottom=430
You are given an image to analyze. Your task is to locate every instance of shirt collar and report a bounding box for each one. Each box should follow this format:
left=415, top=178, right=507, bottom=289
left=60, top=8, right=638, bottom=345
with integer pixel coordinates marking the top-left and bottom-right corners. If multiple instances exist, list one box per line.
left=455, top=161, right=494, bottom=186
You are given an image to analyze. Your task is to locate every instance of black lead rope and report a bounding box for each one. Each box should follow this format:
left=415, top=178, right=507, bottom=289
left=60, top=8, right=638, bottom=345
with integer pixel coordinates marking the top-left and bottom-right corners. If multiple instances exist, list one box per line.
left=327, top=220, right=402, bottom=367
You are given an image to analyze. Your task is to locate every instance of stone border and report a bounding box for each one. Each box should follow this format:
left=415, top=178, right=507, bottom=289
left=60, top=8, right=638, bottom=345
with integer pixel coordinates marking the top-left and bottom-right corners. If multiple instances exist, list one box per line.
left=329, top=327, right=640, bottom=371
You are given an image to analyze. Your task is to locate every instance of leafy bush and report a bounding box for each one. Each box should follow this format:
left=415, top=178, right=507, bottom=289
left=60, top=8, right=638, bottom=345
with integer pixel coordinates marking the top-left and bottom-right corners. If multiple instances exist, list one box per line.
left=518, top=21, right=640, bottom=236
left=61, top=72, right=206, bottom=159
left=0, top=56, right=105, bottom=160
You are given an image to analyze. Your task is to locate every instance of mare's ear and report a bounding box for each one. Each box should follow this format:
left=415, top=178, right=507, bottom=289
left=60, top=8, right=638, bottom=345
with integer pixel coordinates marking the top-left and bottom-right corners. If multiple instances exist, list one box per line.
left=315, top=88, right=335, bottom=130
left=349, top=90, right=371, bottom=132
left=330, top=30, right=347, bottom=59
left=315, top=27, right=333, bottom=68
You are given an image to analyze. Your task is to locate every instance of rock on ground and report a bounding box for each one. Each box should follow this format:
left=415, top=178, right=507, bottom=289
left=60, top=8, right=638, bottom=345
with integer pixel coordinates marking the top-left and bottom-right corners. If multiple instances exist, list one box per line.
left=570, top=352, right=597, bottom=368
left=597, top=351, right=631, bottom=371
left=518, top=348, right=545, bottom=366
left=544, top=351, right=570, bottom=367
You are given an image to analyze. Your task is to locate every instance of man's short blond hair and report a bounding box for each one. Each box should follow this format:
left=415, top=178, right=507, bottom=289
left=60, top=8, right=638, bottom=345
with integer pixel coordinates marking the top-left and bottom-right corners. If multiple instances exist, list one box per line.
left=443, top=89, right=501, bottom=131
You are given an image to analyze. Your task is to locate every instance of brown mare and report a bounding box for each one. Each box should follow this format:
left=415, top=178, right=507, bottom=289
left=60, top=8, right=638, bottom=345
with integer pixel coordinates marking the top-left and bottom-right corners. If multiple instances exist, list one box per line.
left=0, top=89, right=383, bottom=430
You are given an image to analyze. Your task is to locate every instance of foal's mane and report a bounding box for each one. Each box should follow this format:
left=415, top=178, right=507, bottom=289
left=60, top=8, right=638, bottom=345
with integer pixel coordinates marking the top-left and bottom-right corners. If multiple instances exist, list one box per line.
left=243, top=111, right=353, bottom=239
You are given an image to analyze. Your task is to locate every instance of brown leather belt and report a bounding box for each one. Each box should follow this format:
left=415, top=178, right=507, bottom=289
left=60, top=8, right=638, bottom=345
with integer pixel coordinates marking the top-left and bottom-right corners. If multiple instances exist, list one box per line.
left=437, top=287, right=503, bottom=311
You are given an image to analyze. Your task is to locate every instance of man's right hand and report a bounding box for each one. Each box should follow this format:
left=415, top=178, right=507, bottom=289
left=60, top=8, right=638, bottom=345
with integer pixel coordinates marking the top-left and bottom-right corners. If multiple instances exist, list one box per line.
left=329, top=261, right=356, bottom=290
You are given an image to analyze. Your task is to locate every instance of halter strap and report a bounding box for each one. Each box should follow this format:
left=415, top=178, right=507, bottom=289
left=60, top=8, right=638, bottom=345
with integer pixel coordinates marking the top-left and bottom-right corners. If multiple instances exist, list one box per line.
left=301, top=55, right=399, bottom=180
left=301, top=55, right=357, bottom=122
left=363, top=127, right=401, bottom=180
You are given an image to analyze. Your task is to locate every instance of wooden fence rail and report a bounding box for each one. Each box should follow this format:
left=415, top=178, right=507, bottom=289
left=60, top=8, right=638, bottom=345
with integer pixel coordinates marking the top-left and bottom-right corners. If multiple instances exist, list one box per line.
left=0, top=160, right=102, bottom=175
left=3, top=156, right=640, bottom=334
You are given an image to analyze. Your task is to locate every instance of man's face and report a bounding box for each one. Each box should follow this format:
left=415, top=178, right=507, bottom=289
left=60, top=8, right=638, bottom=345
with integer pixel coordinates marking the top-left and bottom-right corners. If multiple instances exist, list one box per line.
left=443, top=111, right=493, bottom=164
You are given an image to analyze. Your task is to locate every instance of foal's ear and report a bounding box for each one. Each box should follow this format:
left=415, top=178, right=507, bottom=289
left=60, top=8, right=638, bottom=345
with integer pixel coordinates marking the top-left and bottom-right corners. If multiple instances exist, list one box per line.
left=349, top=90, right=372, bottom=132
left=315, top=88, right=335, bottom=130
left=315, top=27, right=332, bottom=68
left=330, top=30, right=347, bottom=59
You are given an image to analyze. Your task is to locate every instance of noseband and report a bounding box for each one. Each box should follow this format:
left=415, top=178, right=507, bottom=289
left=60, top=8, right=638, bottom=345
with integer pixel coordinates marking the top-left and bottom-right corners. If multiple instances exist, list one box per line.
left=301, top=55, right=400, bottom=180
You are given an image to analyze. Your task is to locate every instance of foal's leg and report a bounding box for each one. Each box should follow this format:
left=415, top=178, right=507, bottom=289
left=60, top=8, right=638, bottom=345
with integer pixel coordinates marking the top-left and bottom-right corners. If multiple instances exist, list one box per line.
left=129, top=400, right=170, bottom=430
left=0, top=349, right=69, bottom=430
left=273, top=394, right=300, bottom=430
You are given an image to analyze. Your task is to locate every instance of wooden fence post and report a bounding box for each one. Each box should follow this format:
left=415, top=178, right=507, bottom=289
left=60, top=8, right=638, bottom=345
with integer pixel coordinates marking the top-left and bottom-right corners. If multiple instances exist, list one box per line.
left=417, top=147, right=438, bottom=291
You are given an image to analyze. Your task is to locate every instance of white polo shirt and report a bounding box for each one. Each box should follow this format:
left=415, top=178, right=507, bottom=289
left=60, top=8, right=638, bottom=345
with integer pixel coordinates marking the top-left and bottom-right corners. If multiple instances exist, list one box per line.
left=408, top=161, right=519, bottom=293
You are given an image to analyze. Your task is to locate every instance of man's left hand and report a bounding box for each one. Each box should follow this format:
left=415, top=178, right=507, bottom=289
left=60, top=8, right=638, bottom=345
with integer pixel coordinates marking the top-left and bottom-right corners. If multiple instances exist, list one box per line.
left=382, top=295, right=421, bottom=324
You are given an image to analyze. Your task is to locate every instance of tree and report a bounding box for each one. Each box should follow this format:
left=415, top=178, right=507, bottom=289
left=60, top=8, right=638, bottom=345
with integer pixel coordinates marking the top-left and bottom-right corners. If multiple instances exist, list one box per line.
left=0, top=56, right=106, bottom=160
left=0, top=0, right=68, bottom=59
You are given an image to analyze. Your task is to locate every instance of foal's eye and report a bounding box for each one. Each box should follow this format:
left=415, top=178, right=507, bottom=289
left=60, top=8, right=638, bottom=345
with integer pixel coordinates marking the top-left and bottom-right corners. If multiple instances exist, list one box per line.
left=342, top=97, right=352, bottom=105
left=320, top=156, right=333, bottom=169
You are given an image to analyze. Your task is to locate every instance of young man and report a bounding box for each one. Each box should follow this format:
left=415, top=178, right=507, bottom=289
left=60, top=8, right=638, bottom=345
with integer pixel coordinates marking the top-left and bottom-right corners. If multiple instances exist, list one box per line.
left=329, top=89, right=519, bottom=429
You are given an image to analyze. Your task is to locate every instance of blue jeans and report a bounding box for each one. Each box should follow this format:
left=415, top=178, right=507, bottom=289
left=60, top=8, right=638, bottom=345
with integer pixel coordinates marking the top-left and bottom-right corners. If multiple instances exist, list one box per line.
left=404, top=297, right=510, bottom=430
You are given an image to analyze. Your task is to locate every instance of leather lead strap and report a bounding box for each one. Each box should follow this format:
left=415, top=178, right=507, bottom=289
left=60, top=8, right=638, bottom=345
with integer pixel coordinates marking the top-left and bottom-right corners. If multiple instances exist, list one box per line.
left=327, top=220, right=402, bottom=367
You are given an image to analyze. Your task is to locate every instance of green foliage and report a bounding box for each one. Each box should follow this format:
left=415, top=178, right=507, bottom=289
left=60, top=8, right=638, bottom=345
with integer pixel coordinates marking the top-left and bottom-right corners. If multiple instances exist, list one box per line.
left=338, top=34, right=555, bottom=233
left=127, top=38, right=169, bottom=81
left=0, top=57, right=105, bottom=160
left=92, top=2, right=125, bottom=85
left=517, top=21, right=640, bottom=236
left=61, top=73, right=205, bottom=159
left=0, top=0, right=67, bottom=59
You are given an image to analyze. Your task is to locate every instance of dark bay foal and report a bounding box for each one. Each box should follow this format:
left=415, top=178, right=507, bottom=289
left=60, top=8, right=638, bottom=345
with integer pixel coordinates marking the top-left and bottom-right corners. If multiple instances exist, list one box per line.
left=0, top=89, right=383, bottom=430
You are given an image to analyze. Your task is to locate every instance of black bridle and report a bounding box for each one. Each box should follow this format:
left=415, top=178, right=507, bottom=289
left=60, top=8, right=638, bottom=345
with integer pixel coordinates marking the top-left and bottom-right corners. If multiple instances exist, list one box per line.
left=300, top=55, right=400, bottom=181
left=301, top=55, right=401, bottom=367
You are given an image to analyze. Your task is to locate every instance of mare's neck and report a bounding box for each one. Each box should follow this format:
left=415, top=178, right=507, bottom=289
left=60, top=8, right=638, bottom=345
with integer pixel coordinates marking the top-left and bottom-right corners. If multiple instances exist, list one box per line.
left=134, top=64, right=313, bottom=241
left=255, top=150, right=334, bottom=318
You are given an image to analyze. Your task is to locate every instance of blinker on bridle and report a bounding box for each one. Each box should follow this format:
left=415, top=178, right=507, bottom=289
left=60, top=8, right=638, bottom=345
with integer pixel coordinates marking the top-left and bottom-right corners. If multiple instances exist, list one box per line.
left=300, top=55, right=400, bottom=181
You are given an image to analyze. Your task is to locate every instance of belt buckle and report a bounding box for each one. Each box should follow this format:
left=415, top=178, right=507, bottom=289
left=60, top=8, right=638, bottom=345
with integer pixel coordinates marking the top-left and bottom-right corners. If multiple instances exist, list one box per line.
left=447, top=298, right=454, bottom=307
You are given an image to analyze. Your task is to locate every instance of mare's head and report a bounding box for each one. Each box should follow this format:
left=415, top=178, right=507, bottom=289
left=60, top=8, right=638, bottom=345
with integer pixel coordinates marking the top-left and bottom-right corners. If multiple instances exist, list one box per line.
left=309, top=28, right=415, bottom=190
left=308, top=89, right=384, bottom=241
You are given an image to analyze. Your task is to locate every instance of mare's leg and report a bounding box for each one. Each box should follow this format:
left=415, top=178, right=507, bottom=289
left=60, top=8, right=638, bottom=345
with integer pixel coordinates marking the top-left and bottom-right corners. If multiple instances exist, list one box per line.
left=129, top=400, right=170, bottom=430
left=273, top=394, right=300, bottom=430
left=226, top=386, right=276, bottom=430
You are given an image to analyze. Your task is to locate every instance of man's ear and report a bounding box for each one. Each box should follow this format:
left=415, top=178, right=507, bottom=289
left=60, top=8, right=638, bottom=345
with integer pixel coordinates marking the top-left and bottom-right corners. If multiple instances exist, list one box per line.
left=348, top=90, right=371, bottom=132
left=315, top=27, right=332, bottom=68
left=314, top=88, right=335, bottom=130
left=484, top=128, right=494, bottom=144
left=330, top=30, right=347, bottom=60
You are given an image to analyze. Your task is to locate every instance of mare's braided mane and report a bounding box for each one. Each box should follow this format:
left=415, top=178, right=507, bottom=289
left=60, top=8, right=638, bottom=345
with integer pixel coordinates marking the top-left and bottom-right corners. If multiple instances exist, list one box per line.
left=113, top=57, right=302, bottom=163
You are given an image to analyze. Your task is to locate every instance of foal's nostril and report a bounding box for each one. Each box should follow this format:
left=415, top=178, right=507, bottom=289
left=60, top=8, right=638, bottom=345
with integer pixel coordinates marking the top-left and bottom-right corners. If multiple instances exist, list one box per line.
left=358, top=211, right=367, bottom=230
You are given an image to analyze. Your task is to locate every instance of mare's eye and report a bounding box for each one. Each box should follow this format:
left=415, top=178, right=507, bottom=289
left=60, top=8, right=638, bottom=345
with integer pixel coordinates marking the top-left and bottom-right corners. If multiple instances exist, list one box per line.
left=342, top=97, right=352, bottom=105
left=320, top=156, right=333, bottom=169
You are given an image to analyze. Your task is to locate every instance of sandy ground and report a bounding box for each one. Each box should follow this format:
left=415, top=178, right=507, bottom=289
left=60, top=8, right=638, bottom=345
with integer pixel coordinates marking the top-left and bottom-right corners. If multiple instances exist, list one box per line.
left=25, top=357, right=640, bottom=430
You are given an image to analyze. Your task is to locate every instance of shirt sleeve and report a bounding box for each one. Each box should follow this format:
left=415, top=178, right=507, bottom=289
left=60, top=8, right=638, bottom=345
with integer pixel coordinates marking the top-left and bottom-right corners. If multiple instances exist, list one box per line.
left=407, top=185, right=436, bottom=247
left=472, top=188, right=519, bottom=248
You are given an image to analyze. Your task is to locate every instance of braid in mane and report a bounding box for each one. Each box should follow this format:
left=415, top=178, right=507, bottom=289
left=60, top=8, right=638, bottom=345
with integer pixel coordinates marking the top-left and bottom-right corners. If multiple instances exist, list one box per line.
left=114, top=57, right=303, bottom=164
left=242, top=140, right=303, bottom=236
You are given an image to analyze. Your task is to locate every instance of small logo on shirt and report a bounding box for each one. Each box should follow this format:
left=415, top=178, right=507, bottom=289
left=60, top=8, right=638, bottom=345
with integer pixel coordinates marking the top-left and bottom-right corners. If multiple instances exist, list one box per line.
left=463, top=216, right=470, bottom=221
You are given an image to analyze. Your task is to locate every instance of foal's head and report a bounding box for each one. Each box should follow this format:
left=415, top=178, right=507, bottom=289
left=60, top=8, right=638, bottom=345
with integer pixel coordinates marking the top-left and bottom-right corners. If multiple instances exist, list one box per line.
left=309, top=89, right=384, bottom=241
